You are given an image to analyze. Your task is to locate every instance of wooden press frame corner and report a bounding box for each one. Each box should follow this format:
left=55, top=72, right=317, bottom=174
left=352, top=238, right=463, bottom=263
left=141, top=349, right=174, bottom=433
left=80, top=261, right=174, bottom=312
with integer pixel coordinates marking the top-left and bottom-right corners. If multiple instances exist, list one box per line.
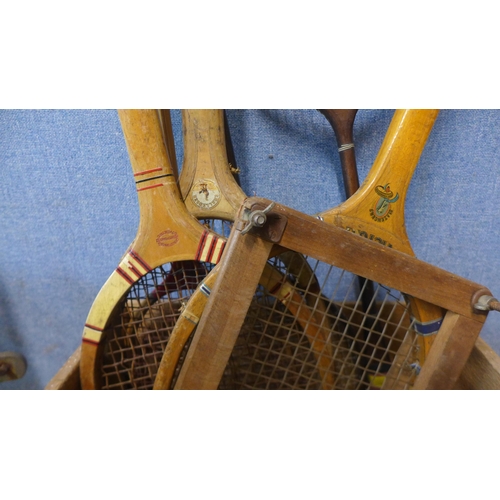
left=173, top=196, right=493, bottom=391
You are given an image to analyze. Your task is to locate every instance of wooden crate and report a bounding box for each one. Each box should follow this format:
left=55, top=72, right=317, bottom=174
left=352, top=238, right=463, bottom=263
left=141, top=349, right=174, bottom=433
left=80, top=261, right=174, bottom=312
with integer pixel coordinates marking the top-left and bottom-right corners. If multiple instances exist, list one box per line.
left=46, top=337, right=500, bottom=390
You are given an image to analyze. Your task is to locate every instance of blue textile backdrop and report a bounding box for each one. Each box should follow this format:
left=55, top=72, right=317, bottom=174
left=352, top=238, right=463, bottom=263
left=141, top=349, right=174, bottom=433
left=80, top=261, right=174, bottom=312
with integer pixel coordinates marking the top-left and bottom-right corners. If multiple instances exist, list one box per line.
left=1, top=109, right=499, bottom=389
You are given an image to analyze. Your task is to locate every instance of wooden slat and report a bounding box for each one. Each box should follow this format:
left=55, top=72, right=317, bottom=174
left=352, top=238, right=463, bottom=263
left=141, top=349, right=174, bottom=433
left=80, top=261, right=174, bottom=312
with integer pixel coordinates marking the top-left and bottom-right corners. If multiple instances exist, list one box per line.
left=45, top=346, right=81, bottom=390
left=173, top=230, right=274, bottom=390
left=413, top=311, right=484, bottom=389
left=455, top=337, right=500, bottom=390
left=172, top=198, right=490, bottom=389
left=45, top=337, right=500, bottom=390
left=246, top=197, right=489, bottom=322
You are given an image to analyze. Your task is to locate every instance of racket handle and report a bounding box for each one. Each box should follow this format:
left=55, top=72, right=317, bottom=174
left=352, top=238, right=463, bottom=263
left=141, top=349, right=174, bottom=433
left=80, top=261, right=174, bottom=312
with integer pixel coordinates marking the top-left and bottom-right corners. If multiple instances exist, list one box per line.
left=158, top=109, right=179, bottom=180
left=118, top=109, right=176, bottom=178
left=319, top=109, right=360, bottom=197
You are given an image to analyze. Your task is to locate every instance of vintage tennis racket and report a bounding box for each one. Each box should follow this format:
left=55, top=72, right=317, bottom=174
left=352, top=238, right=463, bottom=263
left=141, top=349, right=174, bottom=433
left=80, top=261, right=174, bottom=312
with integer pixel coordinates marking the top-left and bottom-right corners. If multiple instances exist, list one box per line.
left=319, top=109, right=443, bottom=387
left=217, top=109, right=442, bottom=389
left=174, top=109, right=449, bottom=390
left=154, top=109, right=334, bottom=389
left=319, top=109, right=393, bottom=379
left=79, top=109, right=227, bottom=390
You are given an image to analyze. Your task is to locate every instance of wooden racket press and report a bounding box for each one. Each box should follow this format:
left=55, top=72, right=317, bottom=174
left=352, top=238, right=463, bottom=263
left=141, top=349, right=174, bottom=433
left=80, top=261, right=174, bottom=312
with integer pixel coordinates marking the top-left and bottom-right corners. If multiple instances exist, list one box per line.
left=174, top=197, right=498, bottom=390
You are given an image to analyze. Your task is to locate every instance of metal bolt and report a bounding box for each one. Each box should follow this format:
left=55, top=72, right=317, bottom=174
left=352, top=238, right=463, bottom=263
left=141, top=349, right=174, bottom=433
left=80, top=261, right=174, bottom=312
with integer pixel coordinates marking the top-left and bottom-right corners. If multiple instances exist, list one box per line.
left=473, top=295, right=500, bottom=312
left=241, top=202, right=276, bottom=235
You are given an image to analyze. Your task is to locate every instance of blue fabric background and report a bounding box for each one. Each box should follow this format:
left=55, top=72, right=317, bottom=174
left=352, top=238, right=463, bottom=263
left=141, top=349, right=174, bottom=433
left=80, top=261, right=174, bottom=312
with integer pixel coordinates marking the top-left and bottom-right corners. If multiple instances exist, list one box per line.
left=1, top=109, right=499, bottom=389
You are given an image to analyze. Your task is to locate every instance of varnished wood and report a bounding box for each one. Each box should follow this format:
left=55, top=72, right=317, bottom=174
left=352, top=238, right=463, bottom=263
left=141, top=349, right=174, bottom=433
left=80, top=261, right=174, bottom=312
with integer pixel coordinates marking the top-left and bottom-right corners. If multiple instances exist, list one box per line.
left=158, top=110, right=179, bottom=180
left=154, top=110, right=330, bottom=390
left=45, top=335, right=500, bottom=390
left=179, top=109, right=244, bottom=221
left=172, top=110, right=471, bottom=389
left=80, top=110, right=226, bottom=389
left=264, top=198, right=488, bottom=322
left=45, top=346, right=81, bottom=390
left=318, top=109, right=360, bottom=197
left=320, top=109, right=392, bottom=371
left=320, top=109, right=443, bottom=364
left=413, top=311, right=484, bottom=389
left=174, top=230, right=275, bottom=390
left=175, top=197, right=490, bottom=389
left=455, top=337, right=500, bottom=389
left=321, top=109, right=438, bottom=253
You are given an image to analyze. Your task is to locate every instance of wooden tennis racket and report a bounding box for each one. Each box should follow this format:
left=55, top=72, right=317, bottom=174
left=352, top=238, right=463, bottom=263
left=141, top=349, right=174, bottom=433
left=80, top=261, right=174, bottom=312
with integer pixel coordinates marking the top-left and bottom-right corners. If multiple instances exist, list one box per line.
left=319, top=109, right=443, bottom=387
left=154, top=109, right=334, bottom=389
left=319, top=109, right=393, bottom=381
left=79, top=109, right=227, bottom=390
left=174, top=109, right=448, bottom=390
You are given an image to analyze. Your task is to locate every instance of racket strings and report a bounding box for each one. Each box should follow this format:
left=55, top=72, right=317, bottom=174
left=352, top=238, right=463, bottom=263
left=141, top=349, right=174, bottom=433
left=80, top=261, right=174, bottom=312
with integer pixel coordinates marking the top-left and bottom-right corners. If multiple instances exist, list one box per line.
left=100, top=260, right=214, bottom=389
left=217, top=253, right=421, bottom=390
left=199, top=218, right=233, bottom=238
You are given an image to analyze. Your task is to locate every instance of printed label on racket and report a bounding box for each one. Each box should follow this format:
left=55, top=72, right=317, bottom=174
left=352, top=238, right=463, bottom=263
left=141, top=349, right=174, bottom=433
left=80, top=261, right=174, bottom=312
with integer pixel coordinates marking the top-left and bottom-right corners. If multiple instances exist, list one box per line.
left=345, top=227, right=394, bottom=248
left=370, top=183, right=400, bottom=222
left=191, top=179, right=221, bottom=210
left=156, top=229, right=179, bottom=247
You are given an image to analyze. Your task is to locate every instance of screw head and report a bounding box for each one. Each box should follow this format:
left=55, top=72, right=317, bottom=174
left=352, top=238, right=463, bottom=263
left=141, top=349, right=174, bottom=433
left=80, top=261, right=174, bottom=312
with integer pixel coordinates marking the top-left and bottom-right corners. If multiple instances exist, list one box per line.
left=252, top=212, right=267, bottom=227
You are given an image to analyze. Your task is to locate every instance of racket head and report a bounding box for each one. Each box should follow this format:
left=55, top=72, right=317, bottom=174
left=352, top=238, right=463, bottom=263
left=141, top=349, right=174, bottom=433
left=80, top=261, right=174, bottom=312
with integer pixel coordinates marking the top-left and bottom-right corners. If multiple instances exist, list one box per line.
left=152, top=110, right=328, bottom=389
left=80, top=109, right=226, bottom=389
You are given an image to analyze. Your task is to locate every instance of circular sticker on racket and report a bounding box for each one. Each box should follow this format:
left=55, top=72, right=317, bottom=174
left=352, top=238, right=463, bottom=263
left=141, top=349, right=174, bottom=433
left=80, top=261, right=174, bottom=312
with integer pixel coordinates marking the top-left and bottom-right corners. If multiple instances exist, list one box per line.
left=191, top=179, right=221, bottom=210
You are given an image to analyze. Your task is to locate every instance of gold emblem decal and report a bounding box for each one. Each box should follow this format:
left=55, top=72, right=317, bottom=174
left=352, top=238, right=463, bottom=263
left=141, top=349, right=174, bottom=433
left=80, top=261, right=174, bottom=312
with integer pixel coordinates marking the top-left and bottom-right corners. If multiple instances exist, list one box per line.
left=369, top=183, right=399, bottom=222
left=191, top=179, right=221, bottom=210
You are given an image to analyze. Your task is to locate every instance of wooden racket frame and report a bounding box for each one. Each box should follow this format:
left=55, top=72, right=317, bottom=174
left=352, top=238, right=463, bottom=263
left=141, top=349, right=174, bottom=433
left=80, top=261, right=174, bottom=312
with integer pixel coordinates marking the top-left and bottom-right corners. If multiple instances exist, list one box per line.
left=318, top=109, right=444, bottom=386
left=155, top=109, right=443, bottom=389
left=173, top=195, right=491, bottom=390
left=45, top=110, right=500, bottom=390
left=154, top=109, right=333, bottom=389
left=79, top=109, right=227, bottom=389
left=179, top=109, right=244, bottom=221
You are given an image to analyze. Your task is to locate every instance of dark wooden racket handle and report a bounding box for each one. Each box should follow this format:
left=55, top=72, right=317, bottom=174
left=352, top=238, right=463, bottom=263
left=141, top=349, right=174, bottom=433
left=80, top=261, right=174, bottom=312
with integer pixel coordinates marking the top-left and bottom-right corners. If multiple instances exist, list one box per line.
left=318, top=109, right=360, bottom=197
left=319, top=109, right=390, bottom=371
left=223, top=110, right=240, bottom=184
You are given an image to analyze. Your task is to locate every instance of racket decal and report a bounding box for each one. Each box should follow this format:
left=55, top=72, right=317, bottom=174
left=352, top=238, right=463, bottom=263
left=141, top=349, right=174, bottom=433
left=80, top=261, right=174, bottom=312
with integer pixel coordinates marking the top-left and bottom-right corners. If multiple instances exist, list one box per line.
left=370, top=183, right=400, bottom=222
left=200, top=283, right=211, bottom=297
left=191, top=179, right=222, bottom=210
